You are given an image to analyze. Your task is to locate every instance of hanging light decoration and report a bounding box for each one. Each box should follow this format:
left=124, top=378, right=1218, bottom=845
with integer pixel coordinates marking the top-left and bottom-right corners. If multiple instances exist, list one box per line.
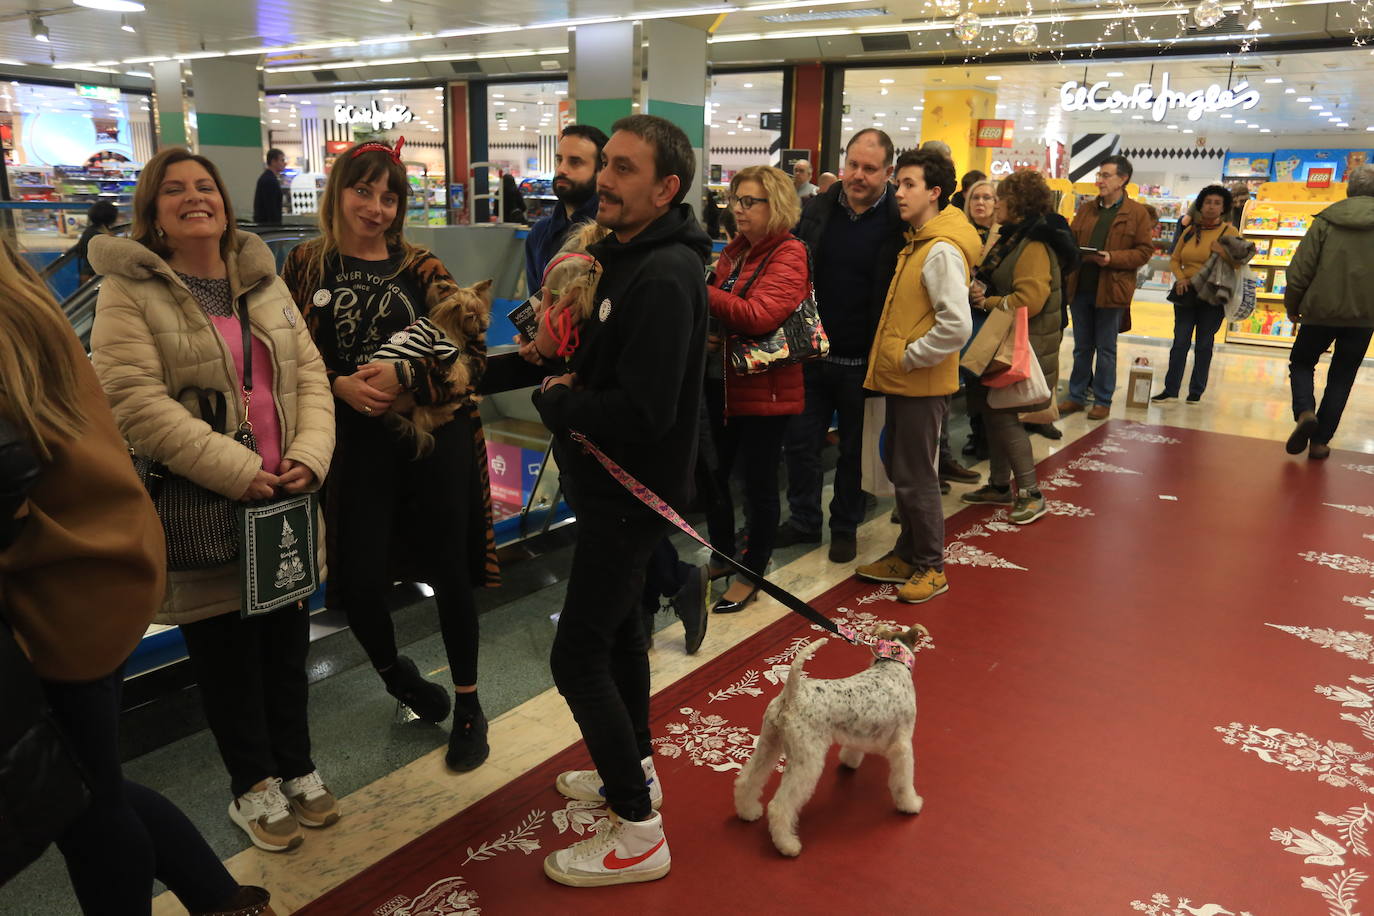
left=935, top=0, right=962, bottom=16
left=1192, top=0, right=1225, bottom=29
left=954, top=10, right=983, bottom=41
left=1012, top=20, right=1039, bottom=45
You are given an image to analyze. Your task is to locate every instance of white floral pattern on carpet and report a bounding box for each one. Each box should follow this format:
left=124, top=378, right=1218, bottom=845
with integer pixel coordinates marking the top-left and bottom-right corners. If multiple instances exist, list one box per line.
left=1067, top=456, right=1141, bottom=475
left=1128, top=891, right=1249, bottom=914
left=376, top=876, right=482, bottom=916
left=1300, top=552, right=1374, bottom=577
left=1269, top=625, right=1374, bottom=665
left=461, top=810, right=545, bottom=866
left=944, top=540, right=1027, bottom=570
left=653, top=707, right=757, bottom=772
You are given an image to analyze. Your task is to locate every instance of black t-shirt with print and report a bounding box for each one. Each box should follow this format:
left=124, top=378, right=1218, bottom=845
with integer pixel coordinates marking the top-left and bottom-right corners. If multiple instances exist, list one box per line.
left=313, top=254, right=426, bottom=377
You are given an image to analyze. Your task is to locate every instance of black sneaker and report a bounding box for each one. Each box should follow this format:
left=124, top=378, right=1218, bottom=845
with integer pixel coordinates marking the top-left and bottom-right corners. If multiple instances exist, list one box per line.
left=381, top=656, right=451, bottom=724
left=1185, top=394, right=1201, bottom=404
left=775, top=523, right=821, bottom=548
left=1023, top=422, right=1063, bottom=440
left=446, top=709, right=489, bottom=772
left=829, top=531, right=858, bottom=563
left=671, top=564, right=710, bottom=655
left=1151, top=391, right=1176, bottom=402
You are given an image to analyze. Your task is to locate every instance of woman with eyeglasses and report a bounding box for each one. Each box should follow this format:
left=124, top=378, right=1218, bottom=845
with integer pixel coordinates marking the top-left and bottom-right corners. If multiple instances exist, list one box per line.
left=704, top=166, right=808, bottom=614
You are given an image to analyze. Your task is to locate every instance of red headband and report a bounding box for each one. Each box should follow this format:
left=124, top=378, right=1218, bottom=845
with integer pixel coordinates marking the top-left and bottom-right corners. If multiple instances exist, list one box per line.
left=351, top=136, right=406, bottom=163
left=541, top=251, right=596, bottom=287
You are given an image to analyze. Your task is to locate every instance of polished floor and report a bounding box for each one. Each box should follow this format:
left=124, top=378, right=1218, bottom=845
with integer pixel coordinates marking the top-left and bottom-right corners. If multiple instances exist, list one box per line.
left=3, top=332, right=1370, bottom=914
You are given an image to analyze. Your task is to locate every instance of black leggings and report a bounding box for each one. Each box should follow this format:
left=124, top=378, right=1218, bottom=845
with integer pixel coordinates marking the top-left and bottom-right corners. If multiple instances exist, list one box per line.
left=706, top=412, right=791, bottom=575
left=43, top=670, right=239, bottom=914
left=330, top=409, right=480, bottom=686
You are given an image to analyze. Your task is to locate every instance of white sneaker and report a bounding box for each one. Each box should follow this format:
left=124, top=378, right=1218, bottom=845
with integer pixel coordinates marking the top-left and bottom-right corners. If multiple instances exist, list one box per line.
left=281, top=769, right=340, bottom=828
left=228, top=777, right=303, bottom=852
left=543, top=811, right=670, bottom=887
left=555, top=755, right=663, bottom=810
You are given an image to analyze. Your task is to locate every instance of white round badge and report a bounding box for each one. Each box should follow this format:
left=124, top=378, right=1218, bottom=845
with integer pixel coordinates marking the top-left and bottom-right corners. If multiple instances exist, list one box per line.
left=598, top=298, right=612, bottom=323
left=389, top=331, right=410, bottom=345
left=312, top=289, right=332, bottom=307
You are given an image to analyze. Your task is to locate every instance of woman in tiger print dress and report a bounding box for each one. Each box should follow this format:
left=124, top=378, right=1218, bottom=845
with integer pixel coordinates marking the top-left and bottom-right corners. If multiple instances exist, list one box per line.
left=282, top=140, right=499, bottom=773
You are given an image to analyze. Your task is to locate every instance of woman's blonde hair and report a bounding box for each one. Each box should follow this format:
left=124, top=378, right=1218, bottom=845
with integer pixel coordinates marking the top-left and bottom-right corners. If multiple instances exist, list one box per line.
left=297, top=143, right=423, bottom=294
left=131, top=147, right=237, bottom=263
left=730, top=165, right=801, bottom=236
left=963, top=179, right=997, bottom=220
left=0, top=239, right=85, bottom=459
left=541, top=221, right=611, bottom=321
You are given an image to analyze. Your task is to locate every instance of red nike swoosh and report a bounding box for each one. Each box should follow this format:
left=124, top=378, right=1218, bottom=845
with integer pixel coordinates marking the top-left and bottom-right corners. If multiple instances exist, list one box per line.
left=602, top=837, right=666, bottom=870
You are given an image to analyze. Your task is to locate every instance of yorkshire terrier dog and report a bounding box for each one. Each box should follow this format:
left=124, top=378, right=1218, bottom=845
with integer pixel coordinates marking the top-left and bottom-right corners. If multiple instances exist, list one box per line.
left=367, top=277, right=492, bottom=456
left=734, top=624, right=929, bottom=857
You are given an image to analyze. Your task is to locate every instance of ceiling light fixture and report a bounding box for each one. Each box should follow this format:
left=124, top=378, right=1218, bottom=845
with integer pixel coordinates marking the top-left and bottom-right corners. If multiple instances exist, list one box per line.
left=120, top=15, right=135, bottom=32
left=1106, top=71, right=1124, bottom=77
left=1264, top=77, right=1283, bottom=84
left=985, top=75, right=1002, bottom=81
left=30, top=15, right=50, bottom=43
left=74, top=0, right=145, bottom=10
left=1239, top=0, right=1262, bottom=30
left=760, top=6, right=888, bottom=22
left=1296, top=96, right=1311, bottom=102
left=879, top=78, right=895, bottom=84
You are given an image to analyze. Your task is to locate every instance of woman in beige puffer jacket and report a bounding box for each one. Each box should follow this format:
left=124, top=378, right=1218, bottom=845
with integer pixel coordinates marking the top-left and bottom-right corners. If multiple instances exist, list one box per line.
left=89, top=148, right=336, bottom=857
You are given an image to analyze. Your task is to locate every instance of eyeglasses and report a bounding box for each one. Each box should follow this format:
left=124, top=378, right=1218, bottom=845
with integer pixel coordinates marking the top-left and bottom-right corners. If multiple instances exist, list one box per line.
left=729, top=195, right=769, bottom=210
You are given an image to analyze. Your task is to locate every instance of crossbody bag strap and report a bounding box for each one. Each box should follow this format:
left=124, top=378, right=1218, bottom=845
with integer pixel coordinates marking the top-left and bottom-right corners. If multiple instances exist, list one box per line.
left=734, top=243, right=783, bottom=298
left=237, top=297, right=253, bottom=435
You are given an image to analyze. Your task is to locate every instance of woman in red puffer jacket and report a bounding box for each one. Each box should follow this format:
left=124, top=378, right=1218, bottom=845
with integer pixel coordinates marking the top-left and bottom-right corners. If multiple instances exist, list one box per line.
left=705, top=165, right=808, bottom=614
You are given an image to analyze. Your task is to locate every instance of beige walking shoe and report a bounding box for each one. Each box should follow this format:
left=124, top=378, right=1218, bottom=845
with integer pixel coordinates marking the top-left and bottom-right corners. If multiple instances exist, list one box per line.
left=228, top=778, right=303, bottom=852
left=282, top=769, right=340, bottom=828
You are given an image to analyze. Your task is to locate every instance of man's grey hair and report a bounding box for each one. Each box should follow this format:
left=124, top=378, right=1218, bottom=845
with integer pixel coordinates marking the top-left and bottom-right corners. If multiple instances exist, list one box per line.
left=920, top=140, right=953, bottom=161
left=1348, top=164, right=1374, bottom=198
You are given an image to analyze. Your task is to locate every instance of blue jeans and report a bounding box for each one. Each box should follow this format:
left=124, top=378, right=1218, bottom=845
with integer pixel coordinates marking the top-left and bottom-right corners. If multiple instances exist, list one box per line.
left=1068, top=291, right=1122, bottom=405
left=1162, top=302, right=1226, bottom=398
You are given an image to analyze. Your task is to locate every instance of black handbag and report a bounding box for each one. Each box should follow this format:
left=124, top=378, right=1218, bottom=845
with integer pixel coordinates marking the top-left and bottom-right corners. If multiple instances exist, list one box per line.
left=0, top=419, right=91, bottom=886
left=133, top=301, right=259, bottom=571
left=724, top=241, right=830, bottom=376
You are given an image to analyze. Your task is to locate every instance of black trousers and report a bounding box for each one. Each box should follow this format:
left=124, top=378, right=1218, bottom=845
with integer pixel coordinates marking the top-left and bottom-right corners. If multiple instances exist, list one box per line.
left=641, top=537, right=690, bottom=613
left=1162, top=301, right=1226, bottom=398
left=550, top=496, right=663, bottom=823
left=43, top=670, right=238, bottom=914
left=180, top=604, right=315, bottom=798
left=330, top=408, right=479, bottom=686
left=781, top=360, right=868, bottom=536
left=706, top=412, right=791, bottom=575
left=1290, top=323, right=1374, bottom=445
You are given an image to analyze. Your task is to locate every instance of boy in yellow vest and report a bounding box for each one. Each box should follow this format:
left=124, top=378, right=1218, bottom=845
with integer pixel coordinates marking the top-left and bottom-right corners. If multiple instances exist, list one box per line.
left=855, top=149, right=982, bottom=603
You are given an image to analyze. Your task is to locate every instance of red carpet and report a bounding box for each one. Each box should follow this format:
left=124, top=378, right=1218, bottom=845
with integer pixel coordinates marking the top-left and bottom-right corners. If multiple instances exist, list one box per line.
left=301, top=422, right=1374, bottom=915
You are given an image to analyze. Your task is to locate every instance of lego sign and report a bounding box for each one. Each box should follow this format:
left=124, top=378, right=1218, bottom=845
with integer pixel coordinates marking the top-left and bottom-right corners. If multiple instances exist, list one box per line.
left=1306, top=167, right=1335, bottom=189
left=975, top=119, right=1014, bottom=148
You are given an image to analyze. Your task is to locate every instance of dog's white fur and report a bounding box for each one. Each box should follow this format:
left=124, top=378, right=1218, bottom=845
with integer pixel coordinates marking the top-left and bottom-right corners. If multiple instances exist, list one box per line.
left=734, top=625, right=925, bottom=856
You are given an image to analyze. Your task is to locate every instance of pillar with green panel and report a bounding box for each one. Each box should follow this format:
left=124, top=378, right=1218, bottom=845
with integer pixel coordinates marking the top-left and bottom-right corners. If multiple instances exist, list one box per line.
left=190, top=57, right=265, bottom=219
left=152, top=59, right=189, bottom=148
left=570, top=19, right=708, bottom=220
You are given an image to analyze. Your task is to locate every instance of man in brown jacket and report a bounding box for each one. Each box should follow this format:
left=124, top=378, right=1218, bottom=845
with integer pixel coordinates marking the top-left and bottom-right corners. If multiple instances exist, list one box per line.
left=1059, top=155, right=1155, bottom=420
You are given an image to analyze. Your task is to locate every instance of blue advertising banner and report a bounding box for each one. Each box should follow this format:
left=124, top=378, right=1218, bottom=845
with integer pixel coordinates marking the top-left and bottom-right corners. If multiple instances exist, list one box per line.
left=1270, top=148, right=1373, bottom=182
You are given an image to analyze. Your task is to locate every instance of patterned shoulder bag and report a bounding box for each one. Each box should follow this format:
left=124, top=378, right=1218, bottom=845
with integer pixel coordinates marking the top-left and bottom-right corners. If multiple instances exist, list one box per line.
left=725, top=240, right=830, bottom=376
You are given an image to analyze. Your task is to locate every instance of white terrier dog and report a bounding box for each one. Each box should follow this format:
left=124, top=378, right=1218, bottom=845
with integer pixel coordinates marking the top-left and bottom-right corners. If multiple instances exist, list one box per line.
left=734, top=625, right=927, bottom=857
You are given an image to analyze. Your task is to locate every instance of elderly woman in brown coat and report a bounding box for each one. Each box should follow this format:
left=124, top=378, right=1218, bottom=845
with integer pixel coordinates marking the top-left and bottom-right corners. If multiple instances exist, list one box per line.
left=90, top=148, right=335, bottom=855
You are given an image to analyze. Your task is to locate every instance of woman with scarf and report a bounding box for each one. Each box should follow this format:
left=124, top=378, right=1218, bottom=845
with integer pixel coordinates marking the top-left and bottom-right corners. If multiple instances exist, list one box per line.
left=1152, top=185, right=1239, bottom=404
left=960, top=170, right=1077, bottom=525
left=959, top=179, right=998, bottom=459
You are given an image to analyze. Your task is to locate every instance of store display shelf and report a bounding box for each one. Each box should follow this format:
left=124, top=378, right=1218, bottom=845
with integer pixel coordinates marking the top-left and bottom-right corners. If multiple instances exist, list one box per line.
left=1158, top=217, right=1179, bottom=223
left=1227, top=330, right=1295, bottom=348
left=1256, top=292, right=1286, bottom=301
left=1245, top=229, right=1308, bottom=238
left=14, top=183, right=55, bottom=189
left=1251, top=259, right=1292, bottom=268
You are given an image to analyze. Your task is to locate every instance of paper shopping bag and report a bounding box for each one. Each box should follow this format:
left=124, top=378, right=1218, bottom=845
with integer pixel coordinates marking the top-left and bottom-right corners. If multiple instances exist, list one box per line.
left=859, top=397, right=893, bottom=498
left=958, top=306, right=1014, bottom=376
left=982, top=307, right=1032, bottom=389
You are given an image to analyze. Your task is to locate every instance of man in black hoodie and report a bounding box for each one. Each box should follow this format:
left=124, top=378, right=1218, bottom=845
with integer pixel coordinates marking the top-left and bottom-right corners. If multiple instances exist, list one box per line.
left=532, top=115, right=710, bottom=888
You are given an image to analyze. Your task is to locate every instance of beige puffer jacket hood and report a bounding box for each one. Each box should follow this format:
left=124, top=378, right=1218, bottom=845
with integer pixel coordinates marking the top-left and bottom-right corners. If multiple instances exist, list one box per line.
left=89, top=229, right=335, bottom=625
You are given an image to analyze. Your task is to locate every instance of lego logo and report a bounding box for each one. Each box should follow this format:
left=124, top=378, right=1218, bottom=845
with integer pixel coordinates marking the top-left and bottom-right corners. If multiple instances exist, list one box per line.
left=978, top=127, right=1004, bottom=139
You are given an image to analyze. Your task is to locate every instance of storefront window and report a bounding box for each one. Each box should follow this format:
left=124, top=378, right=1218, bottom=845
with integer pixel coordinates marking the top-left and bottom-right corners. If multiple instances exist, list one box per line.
left=705, top=71, right=785, bottom=182
left=2, top=80, right=154, bottom=252
left=484, top=80, right=568, bottom=224
left=264, top=85, right=448, bottom=226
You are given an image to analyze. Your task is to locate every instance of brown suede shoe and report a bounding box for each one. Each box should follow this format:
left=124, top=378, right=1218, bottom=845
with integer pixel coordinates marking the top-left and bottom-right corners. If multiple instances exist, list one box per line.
left=1310, top=442, right=1332, bottom=460
left=1086, top=404, right=1110, bottom=420
left=1058, top=399, right=1084, bottom=415
left=1287, top=410, right=1319, bottom=454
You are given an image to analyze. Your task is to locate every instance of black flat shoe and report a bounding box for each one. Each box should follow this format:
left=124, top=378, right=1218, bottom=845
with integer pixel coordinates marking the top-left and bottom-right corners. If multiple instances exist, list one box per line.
left=712, top=587, right=760, bottom=614
left=672, top=564, right=710, bottom=654
left=381, top=656, right=452, bottom=724
left=446, top=709, right=489, bottom=772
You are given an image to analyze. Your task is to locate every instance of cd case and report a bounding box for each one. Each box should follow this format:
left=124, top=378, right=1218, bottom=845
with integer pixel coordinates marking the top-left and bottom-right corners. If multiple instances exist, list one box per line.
left=506, top=297, right=541, bottom=342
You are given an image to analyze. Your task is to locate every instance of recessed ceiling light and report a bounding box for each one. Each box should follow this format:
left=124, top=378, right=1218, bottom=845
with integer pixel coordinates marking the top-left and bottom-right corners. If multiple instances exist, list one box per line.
left=900, top=126, right=909, bottom=131
left=912, top=106, right=923, bottom=111
left=1236, top=119, right=1246, bottom=124
left=879, top=78, right=895, bottom=84
left=880, top=88, right=888, bottom=96
left=1264, top=77, right=1283, bottom=84
left=120, top=15, right=135, bottom=32
left=492, top=93, right=504, bottom=99
left=74, top=0, right=145, bottom=10
left=1247, top=123, right=1260, bottom=128
left=1167, top=124, right=1178, bottom=130
left=1338, top=122, right=1349, bottom=127
left=1220, top=113, right=1232, bottom=119
left=905, top=117, right=916, bottom=122
left=1296, top=96, right=1311, bottom=102
left=1182, top=128, right=1194, bottom=133
left=985, top=75, right=1001, bottom=81
left=1106, top=71, right=1124, bottom=77
left=873, top=122, right=884, bottom=127
left=743, top=83, right=753, bottom=88
left=1131, top=114, right=1144, bottom=120
left=1285, top=87, right=1295, bottom=94
left=1309, top=105, right=1323, bottom=110
left=874, top=111, right=886, bottom=116
left=1260, top=128, right=1271, bottom=133
left=727, top=130, right=736, bottom=135
left=30, top=15, right=50, bottom=42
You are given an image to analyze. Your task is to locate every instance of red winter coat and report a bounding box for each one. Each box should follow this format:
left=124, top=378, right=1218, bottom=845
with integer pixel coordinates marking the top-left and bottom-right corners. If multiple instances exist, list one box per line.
left=708, top=231, right=807, bottom=417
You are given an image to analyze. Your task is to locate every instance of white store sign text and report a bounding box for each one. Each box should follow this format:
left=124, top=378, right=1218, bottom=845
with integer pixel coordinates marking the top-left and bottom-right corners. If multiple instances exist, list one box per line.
left=334, top=100, right=414, bottom=130
left=1058, top=72, right=1259, bottom=122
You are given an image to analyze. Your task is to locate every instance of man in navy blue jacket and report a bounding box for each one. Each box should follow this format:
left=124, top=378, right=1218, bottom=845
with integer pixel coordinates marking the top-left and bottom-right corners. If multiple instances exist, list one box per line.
left=524, top=125, right=608, bottom=296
